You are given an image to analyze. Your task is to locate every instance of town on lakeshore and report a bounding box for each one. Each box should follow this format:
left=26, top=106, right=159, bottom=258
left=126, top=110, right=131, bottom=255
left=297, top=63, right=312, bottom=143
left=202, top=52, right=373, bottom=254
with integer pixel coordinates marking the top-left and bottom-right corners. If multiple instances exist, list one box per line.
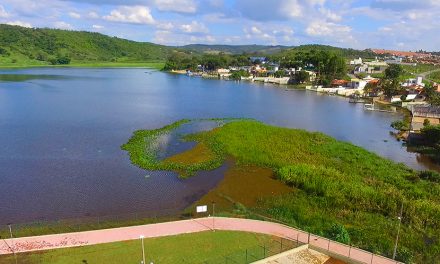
left=168, top=48, right=440, bottom=141
left=2, top=1, right=440, bottom=263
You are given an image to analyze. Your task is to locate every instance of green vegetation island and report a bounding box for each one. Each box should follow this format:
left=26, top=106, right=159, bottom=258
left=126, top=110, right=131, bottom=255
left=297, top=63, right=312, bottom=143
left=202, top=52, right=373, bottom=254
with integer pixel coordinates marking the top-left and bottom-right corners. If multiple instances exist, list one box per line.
left=122, top=119, right=440, bottom=263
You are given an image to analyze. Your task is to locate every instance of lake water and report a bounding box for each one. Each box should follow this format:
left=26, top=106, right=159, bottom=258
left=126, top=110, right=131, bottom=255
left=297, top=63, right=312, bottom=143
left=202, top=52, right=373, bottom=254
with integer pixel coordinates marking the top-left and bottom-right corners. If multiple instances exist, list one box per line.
left=0, top=68, right=435, bottom=224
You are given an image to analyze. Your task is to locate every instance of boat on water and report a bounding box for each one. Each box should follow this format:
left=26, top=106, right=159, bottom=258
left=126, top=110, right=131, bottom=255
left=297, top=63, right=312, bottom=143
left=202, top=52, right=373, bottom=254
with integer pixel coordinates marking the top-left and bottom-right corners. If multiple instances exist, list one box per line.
left=364, top=103, right=397, bottom=113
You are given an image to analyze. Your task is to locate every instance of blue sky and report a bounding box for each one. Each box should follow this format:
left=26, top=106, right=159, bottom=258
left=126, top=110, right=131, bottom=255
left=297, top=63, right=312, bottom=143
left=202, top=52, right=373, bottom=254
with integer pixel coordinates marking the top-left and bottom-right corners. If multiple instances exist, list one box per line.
left=0, top=0, right=439, bottom=50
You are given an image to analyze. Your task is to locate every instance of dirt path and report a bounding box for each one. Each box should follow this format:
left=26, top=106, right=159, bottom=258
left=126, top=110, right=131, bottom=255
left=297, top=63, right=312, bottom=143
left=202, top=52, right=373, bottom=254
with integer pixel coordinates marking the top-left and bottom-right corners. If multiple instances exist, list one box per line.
left=0, top=217, right=399, bottom=264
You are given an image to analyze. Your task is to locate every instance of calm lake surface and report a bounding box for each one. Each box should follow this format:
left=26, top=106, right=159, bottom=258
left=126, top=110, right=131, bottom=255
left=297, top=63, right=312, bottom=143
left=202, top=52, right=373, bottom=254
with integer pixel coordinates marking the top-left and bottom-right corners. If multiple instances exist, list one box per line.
left=0, top=68, right=435, bottom=224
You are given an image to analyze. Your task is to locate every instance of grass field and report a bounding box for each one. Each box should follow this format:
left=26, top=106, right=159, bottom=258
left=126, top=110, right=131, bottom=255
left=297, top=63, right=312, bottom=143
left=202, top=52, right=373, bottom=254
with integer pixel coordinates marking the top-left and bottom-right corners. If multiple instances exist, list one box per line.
left=0, top=231, right=278, bottom=264
left=401, top=64, right=440, bottom=74
left=124, top=119, right=440, bottom=263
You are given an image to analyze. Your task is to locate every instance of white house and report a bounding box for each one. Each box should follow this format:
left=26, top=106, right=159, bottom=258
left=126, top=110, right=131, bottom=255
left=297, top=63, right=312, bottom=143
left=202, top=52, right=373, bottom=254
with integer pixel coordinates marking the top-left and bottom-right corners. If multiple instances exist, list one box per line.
left=354, top=64, right=375, bottom=74
left=305, top=70, right=317, bottom=82
left=402, top=76, right=425, bottom=87
left=349, top=78, right=368, bottom=90
left=350, top=57, right=363, bottom=65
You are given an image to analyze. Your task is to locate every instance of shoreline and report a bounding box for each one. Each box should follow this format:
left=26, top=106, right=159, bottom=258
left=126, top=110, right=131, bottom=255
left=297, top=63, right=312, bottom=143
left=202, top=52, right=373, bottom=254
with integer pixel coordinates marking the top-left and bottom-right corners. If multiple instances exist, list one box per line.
left=0, top=62, right=165, bottom=70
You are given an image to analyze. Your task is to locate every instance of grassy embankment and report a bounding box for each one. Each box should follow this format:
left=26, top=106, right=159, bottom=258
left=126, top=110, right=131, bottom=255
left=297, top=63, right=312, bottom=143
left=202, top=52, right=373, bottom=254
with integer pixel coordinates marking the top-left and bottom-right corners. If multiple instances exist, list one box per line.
left=122, top=119, right=440, bottom=263
left=428, top=71, right=440, bottom=83
left=0, top=231, right=277, bottom=264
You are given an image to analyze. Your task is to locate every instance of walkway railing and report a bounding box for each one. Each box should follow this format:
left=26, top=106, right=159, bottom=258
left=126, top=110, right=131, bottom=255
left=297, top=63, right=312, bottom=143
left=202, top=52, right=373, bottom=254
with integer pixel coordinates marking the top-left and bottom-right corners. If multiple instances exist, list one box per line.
left=1, top=208, right=404, bottom=264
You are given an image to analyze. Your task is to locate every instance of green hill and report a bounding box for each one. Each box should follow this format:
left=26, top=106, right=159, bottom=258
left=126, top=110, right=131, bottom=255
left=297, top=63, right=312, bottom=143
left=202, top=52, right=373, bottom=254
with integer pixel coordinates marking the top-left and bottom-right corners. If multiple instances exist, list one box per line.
left=272, top=44, right=377, bottom=59
left=0, top=24, right=170, bottom=67
left=0, top=24, right=376, bottom=68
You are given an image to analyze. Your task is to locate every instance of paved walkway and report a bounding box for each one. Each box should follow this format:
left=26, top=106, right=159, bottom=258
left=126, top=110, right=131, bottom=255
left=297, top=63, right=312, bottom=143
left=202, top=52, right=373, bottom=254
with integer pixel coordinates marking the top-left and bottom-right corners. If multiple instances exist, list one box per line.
left=0, top=217, right=400, bottom=264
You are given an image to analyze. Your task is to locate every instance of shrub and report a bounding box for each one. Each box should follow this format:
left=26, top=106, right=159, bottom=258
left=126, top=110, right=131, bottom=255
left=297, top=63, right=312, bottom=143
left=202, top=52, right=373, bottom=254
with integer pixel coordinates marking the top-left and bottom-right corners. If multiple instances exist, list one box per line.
left=391, top=120, right=409, bottom=131
left=421, top=125, right=440, bottom=145
left=419, top=170, right=440, bottom=183
left=326, top=223, right=351, bottom=244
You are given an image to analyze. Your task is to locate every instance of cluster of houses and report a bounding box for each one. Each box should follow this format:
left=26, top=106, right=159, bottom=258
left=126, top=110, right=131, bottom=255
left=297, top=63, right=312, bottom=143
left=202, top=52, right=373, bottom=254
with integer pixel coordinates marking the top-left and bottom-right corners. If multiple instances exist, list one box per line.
left=189, top=56, right=318, bottom=85
left=372, top=49, right=440, bottom=66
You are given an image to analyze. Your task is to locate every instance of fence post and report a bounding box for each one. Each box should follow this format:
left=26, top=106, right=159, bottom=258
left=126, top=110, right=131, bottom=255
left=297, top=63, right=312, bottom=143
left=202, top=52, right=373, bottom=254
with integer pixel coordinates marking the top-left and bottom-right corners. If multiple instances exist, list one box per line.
left=280, top=238, right=283, bottom=252
left=371, top=253, right=374, bottom=264
left=327, top=240, right=330, bottom=251
left=296, top=232, right=299, bottom=246
left=349, top=245, right=351, bottom=257
left=308, top=233, right=310, bottom=244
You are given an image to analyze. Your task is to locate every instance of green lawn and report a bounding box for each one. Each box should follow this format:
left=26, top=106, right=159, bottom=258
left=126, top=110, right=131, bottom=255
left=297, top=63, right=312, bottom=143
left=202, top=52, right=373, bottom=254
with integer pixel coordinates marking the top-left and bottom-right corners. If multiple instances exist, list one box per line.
left=402, top=64, right=440, bottom=74
left=123, top=120, right=440, bottom=263
left=0, top=231, right=280, bottom=264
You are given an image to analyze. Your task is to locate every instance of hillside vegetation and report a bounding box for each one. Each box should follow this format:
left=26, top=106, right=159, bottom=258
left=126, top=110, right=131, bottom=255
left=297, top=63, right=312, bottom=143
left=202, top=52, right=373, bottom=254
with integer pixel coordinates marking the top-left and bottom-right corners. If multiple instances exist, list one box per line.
left=271, top=44, right=377, bottom=60
left=0, top=24, right=169, bottom=67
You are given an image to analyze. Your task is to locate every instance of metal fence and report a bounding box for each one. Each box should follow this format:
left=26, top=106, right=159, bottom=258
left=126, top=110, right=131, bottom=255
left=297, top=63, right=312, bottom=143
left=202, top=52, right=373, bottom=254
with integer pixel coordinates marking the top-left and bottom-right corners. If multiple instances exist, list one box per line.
left=1, top=206, right=404, bottom=264
left=0, top=207, right=199, bottom=239
left=195, top=236, right=302, bottom=264
left=245, top=212, right=403, bottom=264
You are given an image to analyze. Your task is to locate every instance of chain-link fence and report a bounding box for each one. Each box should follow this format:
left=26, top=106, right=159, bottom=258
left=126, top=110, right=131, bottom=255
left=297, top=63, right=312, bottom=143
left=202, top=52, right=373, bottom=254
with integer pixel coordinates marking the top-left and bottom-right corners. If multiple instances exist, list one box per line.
left=193, top=236, right=301, bottom=264
left=0, top=205, right=403, bottom=264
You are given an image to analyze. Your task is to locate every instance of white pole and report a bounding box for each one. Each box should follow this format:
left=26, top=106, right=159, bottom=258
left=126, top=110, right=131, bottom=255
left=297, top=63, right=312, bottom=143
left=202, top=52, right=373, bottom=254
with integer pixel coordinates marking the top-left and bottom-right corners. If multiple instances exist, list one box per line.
left=212, top=202, right=215, bottom=231
left=140, top=235, right=146, bottom=264
left=8, top=224, right=17, bottom=264
left=392, top=203, right=404, bottom=260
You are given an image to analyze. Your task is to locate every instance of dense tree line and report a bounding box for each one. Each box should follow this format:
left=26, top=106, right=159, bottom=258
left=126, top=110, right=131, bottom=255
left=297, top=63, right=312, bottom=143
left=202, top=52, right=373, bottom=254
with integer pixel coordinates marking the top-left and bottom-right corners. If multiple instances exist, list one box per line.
left=163, top=52, right=251, bottom=71
left=273, top=50, right=347, bottom=85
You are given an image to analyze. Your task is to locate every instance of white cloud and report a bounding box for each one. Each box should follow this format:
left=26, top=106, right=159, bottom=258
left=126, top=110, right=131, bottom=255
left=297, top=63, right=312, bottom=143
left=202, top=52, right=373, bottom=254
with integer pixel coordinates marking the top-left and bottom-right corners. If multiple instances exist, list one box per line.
left=68, top=12, right=81, bottom=19
left=92, top=24, right=104, bottom=29
left=0, top=5, right=9, bottom=18
left=243, top=25, right=294, bottom=44
left=104, top=6, right=155, bottom=25
left=180, top=21, right=209, bottom=33
left=306, top=21, right=351, bottom=36
left=6, top=20, right=32, bottom=28
left=88, top=11, right=99, bottom=19
left=154, top=0, right=197, bottom=14
left=54, top=21, right=73, bottom=30
left=156, top=22, right=174, bottom=30
left=319, top=7, right=342, bottom=22
left=236, top=0, right=326, bottom=21
left=190, top=34, right=216, bottom=43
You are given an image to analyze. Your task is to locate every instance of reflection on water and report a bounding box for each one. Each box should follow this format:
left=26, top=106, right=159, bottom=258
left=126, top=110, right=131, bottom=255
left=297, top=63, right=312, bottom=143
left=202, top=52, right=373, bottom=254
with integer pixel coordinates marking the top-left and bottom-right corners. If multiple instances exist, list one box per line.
left=0, top=74, right=73, bottom=82
left=0, top=67, right=437, bottom=224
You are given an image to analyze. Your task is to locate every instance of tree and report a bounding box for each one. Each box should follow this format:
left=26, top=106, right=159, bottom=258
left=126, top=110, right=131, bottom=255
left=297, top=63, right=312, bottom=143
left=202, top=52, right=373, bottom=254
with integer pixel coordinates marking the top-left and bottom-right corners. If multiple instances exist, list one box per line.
left=274, top=70, right=285, bottom=78
left=230, top=70, right=249, bottom=81
left=382, top=79, right=402, bottom=97
left=421, top=125, right=440, bottom=146
left=385, top=64, right=403, bottom=80
left=423, top=83, right=440, bottom=106
left=294, top=70, right=310, bottom=83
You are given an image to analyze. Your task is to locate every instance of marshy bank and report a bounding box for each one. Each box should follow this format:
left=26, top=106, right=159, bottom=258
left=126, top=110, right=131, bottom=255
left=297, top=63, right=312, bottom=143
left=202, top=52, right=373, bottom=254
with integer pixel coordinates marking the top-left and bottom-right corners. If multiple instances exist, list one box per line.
left=122, top=119, right=440, bottom=263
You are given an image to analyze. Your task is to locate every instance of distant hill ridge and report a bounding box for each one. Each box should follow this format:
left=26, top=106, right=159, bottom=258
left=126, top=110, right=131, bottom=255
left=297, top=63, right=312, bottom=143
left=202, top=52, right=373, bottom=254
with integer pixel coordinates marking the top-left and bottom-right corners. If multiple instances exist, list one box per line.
left=0, top=24, right=378, bottom=66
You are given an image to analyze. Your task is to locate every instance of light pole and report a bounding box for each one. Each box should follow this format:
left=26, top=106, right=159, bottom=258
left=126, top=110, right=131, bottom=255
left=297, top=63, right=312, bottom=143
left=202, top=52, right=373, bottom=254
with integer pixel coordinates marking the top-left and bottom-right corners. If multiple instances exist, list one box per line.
left=212, top=201, right=216, bottom=231
left=7, top=223, right=17, bottom=264
left=140, top=235, right=146, bottom=264
left=392, top=203, right=404, bottom=260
